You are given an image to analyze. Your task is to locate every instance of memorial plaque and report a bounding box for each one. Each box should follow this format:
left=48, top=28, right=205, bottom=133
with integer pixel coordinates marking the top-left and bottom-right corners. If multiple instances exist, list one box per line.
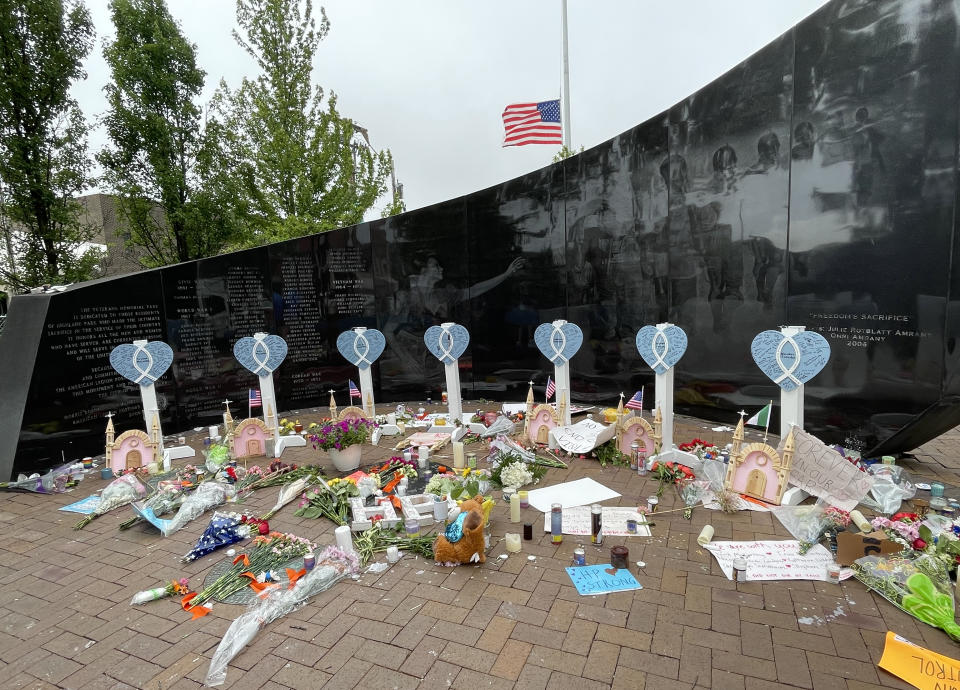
left=14, top=272, right=170, bottom=475
left=162, top=249, right=272, bottom=427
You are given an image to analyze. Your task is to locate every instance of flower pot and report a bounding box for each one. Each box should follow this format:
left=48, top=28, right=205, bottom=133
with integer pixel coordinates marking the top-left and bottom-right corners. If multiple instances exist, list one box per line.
left=294, top=423, right=303, bottom=434
left=328, top=445, right=362, bottom=473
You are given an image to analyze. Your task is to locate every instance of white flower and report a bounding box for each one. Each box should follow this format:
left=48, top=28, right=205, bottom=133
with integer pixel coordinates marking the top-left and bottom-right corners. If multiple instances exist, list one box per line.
left=500, top=461, right=534, bottom=490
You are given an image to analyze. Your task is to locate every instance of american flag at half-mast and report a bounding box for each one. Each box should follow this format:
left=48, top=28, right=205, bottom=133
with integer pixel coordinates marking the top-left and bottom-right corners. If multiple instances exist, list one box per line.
left=348, top=380, right=361, bottom=399
left=626, top=389, right=643, bottom=411
left=502, top=99, right=563, bottom=146
left=248, top=389, right=262, bottom=408
left=545, top=376, right=556, bottom=401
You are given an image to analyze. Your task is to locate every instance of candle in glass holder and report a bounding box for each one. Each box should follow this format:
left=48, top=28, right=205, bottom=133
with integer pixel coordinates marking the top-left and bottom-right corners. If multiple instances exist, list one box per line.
left=386, top=546, right=400, bottom=563
left=453, top=441, right=465, bottom=469
left=418, top=445, right=430, bottom=462
left=518, top=491, right=529, bottom=509
left=505, top=533, right=522, bottom=552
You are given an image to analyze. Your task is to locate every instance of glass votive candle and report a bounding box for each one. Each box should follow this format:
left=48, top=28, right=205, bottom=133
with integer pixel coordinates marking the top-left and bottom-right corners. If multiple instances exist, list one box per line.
left=386, top=546, right=400, bottom=563
left=610, top=545, right=629, bottom=570
left=505, top=533, right=522, bottom=552
left=404, top=519, right=420, bottom=538
left=518, top=491, right=529, bottom=509
left=931, top=482, right=945, bottom=498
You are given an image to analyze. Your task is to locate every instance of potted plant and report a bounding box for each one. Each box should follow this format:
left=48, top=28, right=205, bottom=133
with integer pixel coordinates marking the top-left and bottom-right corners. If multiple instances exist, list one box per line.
left=308, top=418, right=375, bottom=472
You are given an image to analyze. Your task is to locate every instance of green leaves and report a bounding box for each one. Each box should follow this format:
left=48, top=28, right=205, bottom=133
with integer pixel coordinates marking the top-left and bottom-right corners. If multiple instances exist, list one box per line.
left=212, top=0, right=393, bottom=246
left=903, top=572, right=960, bottom=641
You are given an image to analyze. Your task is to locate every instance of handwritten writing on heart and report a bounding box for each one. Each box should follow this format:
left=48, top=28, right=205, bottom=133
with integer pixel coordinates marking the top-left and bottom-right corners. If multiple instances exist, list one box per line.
left=635, top=324, right=688, bottom=374
left=424, top=324, right=470, bottom=364
left=233, top=334, right=288, bottom=376
left=534, top=322, right=583, bottom=363
left=110, top=341, right=173, bottom=387
left=751, top=330, right=830, bottom=392
left=605, top=567, right=618, bottom=575
left=336, top=328, right=385, bottom=370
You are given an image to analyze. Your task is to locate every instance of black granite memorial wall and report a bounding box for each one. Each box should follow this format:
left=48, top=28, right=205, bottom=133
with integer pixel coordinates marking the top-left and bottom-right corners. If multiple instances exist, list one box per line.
left=2, top=0, right=960, bottom=478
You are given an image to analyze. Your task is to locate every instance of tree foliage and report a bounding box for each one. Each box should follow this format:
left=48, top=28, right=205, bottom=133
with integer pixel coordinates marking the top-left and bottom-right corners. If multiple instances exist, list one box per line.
left=552, top=145, right=584, bottom=163
left=0, top=0, right=101, bottom=291
left=100, top=0, right=240, bottom=267
left=215, top=0, right=392, bottom=244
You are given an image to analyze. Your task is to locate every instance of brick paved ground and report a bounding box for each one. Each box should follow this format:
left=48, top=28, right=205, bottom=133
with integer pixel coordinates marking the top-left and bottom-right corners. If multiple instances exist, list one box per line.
left=1, top=406, right=958, bottom=689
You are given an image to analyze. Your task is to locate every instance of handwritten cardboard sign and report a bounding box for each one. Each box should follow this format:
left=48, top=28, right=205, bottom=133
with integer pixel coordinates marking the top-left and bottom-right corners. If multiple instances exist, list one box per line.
left=566, top=564, right=643, bottom=595
left=552, top=418, right=616, bottom=454
left=836, top=530, right=904, bottom=566
left=541, top=506, right=651, bottom=537
left=704, top=540, right=834, bottom=581
left=879, top=631, right=960, bottom=690
left=778, top=427, right=874, bottom=511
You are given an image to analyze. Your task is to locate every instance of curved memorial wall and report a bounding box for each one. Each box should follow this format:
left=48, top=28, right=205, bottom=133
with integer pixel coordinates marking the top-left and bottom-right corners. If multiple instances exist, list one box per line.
left=2, top=0, right=960, bottom=477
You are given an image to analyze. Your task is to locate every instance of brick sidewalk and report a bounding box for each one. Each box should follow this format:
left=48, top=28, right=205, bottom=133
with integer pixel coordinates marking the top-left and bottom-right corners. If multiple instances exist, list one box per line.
left=0, top=410, right=956, bottom=689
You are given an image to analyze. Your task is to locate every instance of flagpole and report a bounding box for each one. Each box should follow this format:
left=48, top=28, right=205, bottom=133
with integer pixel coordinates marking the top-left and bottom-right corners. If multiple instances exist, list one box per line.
left=763, top=399, right=772, bottom=445
left=639, top=385, right=644, bottom=419
left=561, top=0, right=571, bottom=149
left=248, top=391, right=251, bottom=420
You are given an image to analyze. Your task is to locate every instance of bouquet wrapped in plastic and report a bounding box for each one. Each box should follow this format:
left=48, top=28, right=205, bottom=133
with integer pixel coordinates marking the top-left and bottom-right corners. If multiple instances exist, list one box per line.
left=161, top=481, right=236, bottom=536
left=75, top=474, right=147, bottom=529
left=182, top=512, right=260, bottom=562
left=130, top=578, right=189, bottom=605
left=204, top=545, right=358, bottom=686
left=0, top=461, right=74, bottom=493
left=119, top=485, right=185, bottom=530
left=859, top=464, right=917, bottom=514
left=771, top=503, right=831, bottom=554
left=852, top=554, right=960, bottom=641
left=204, top=443, right=231, bottom=474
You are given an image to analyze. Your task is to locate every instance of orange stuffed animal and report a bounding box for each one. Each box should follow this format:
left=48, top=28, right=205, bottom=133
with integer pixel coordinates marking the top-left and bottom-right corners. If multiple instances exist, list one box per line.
left=433, top=496, right=487, bottom=565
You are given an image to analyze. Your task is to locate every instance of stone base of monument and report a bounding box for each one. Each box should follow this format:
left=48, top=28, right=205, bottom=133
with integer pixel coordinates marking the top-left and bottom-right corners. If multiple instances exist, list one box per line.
left=274, top=433, right=306, bottom=458
left=162, top=445, right=195, bottom=471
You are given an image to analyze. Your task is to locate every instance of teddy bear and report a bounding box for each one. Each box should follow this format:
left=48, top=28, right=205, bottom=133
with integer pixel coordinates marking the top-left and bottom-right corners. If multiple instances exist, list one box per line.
left=433, top=496, right=489, bottom=566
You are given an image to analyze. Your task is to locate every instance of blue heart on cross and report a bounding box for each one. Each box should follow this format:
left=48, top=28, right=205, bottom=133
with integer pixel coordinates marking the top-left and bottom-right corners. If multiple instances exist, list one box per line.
left=336, top=328, right=385, bottom=370
left=635, top=324, right=688, bottom=374
left=534, top=321, right=583, bottom=363
left=233, top=334, right=288, bottom=376
left=110, top=340, right=174, bottom=387
left=424, top=323, right=470, bottom=364
left=750, top=329, right=830, bottom=391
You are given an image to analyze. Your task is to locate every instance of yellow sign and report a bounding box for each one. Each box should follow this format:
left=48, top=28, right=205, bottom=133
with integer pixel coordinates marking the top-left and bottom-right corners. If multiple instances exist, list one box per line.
left=879, top=631, right=960, bottom=689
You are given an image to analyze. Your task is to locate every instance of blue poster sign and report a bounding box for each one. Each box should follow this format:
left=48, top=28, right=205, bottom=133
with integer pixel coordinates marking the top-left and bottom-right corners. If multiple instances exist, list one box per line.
left=566, top=564, right=643, bottom=595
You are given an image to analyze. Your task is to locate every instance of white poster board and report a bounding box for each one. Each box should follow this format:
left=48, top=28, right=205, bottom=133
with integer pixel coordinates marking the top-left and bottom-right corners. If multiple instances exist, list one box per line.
left=541, top=506, right=651, bottom=537
left=703, top=540, right=841, bottom=581
left=551, top=418, right=616, bottom=454
left=527, top=478, right=620, bottom=512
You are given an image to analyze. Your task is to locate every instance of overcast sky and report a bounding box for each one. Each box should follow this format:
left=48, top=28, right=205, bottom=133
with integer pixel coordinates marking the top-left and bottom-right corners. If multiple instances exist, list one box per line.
left=73, top=0, right=830, bottom=216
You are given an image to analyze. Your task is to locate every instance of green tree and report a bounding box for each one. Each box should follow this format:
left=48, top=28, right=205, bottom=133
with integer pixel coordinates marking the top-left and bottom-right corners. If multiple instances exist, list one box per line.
left=0, top=0, right=101, bottom=291
left=100, top=0, right=240, bottom=267
left=552, top=145, right=584, bottom=163
left=215, top=0, right=392, bottom=244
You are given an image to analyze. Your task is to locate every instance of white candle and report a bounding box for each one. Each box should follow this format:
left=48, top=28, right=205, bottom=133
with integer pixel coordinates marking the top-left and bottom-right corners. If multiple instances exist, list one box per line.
left=418, top=445, right=430, bottom=462
left=386, top=546, right=400, bottom=563
left=850, top=510, right=871, bottom=533
left=335, top=525, right=355, bottom=555
left=387, top=413, right=397, bottom=425
left=697, top=525, right=714, bottom=545
left=453, top=441, right=465, bottom=469
left=510, top=493, right=521, bottom=523
left=505, top=533, right=522, bottom=552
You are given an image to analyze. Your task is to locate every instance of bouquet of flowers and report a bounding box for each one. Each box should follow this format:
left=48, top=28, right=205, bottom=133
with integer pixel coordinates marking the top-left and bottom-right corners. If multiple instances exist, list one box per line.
left=852, top=554, right=960, bottom=641
left=130, top=578, right=190, bottom=605
left=119, top=485, right=185, bottom=530
left=161, top=481, right=236, bottom=536
left=204, top=443, right=231, bottom=473
left=872, top=513, right=960, bottom=573
left=677, top=439, right=722, bottom=461
left=771, top=503, right=832, bottom=554
left=182, top=512, right=268, bottom=562
left=183, top=530, right=315, bottom=614
left=294, top=477, right=358, bottom=525
left=260, top=476, right=315, bottom=520
left=353, top=523, right=435, bottom=567
left=488, top=450, right=546, bottom=490
left=425, top=471, right=461, bottom=497
left=651, top=460, right=694, bottom=498
left=204, top=545, right=358, bottom=687
left=308, top=418, right=374, bottom=452
left=75, top=474, right=147, bottom=529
